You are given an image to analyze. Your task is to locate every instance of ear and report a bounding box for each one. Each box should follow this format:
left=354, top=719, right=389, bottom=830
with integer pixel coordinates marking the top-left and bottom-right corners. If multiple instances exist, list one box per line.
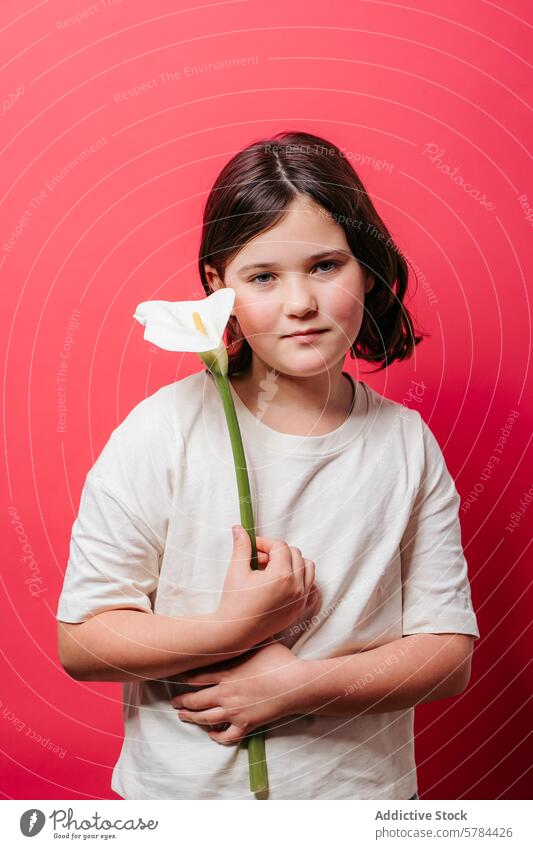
left=204, top=263, right=235, bottom=315
left=203, top=263, right=223, bottom=290
left=365, top=272, right=375, bottom=294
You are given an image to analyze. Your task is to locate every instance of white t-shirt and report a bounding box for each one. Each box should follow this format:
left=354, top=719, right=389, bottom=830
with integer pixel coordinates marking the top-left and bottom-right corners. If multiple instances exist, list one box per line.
left=56, top=368, right=480, bottom=800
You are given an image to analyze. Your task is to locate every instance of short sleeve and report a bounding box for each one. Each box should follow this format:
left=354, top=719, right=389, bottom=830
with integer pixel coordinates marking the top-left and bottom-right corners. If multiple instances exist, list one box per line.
left=56, top=471, right=161, bottom=623
left=400, top=415, right=480, bottom=639
left=56, top=389, right=181, bottom=624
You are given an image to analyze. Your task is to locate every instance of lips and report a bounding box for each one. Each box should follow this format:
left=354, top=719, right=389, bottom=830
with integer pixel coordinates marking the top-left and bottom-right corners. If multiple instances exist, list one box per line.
left=284, top=329, right=328, bottom=337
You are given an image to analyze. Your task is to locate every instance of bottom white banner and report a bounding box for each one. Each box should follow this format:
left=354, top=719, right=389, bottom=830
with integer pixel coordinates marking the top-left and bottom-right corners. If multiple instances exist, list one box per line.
left=3, top=799, right=530, bottom=848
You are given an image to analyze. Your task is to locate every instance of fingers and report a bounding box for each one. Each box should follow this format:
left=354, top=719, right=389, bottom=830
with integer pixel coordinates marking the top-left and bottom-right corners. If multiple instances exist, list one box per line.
left=207, top=723, right=245, bottom=745
left=247, top=536, right=282, bottom=569
left=255, top=536, right=293, bottom=560
left=304, top=582, right=321, bottom=619
left=175, top=706, right=244, bottom=745
left=178, top=669, right=220, bottom=685
left=178, top=707, right=227, bottom=726
left=257, top=537, right=294, bottom=575
left=172, top=686, right=219, bottom=711
left=256, top=551, right=269, bottom=568
left=254, top=535, right=282, bottom=552
left=303, top=559, right=316, bottom=593
left=287, top=549, right=314, bottom=593
left=255, top=535, right=314, bottom=586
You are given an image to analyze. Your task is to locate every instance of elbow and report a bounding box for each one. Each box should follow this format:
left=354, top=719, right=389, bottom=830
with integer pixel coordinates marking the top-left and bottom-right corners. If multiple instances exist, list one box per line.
left=57, top=621, right=94, bottom=680
left=62, top=666, right=84, bottom=681
left=57, top=643, right=92, bottom=681
left=57, top=644, right=77, bottom=679
left=447, top=654, right=474, bottom=696
left=444, top=634, right=475, bottom=696
left=58, top=646, right=126, bottom=682
left=458, top=662, right=473, bottom=693
left=58, top=644, right=75, bottom=678
left=417, top=636, right=475, bottom=703
left=448, top=670, right=471, bottom=696
left=59, top=659, right=103, bottom=681
left=58, top=654, right=86, bottom=681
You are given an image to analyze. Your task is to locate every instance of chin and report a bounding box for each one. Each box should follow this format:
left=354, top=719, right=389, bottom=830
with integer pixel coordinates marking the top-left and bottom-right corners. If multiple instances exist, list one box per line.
left=269, top=357, right=337, bottom=378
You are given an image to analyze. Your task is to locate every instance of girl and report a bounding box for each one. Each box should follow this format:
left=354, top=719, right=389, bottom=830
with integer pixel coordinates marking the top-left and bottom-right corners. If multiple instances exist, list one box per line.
left=56, top=131, right=479, bottom=801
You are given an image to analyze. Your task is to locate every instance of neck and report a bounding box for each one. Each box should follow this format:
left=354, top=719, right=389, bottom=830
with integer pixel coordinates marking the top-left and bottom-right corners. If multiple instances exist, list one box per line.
left=229, top=357, right=355, bottom=433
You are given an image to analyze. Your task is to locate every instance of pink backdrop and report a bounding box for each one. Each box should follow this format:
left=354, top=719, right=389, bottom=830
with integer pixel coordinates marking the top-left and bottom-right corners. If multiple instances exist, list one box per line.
left=1, top=0, right=531, bottom=800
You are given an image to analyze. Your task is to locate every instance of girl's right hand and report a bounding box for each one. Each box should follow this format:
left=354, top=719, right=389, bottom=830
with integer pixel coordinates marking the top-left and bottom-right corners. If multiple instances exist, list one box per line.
left=217, top=525, right=318, bottom=647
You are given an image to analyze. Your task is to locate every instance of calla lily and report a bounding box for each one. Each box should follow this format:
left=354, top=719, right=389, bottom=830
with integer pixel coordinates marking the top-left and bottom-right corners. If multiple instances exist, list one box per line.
left=133, top=288, right=269, bottom=797
left=133, top=288, right=235, bottom=375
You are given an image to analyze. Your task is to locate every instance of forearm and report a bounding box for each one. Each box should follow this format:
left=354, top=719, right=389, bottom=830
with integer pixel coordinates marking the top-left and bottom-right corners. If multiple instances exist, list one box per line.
left=59, top=608, right=258, bottom=683
left=287, top=634, right=472, bottom=717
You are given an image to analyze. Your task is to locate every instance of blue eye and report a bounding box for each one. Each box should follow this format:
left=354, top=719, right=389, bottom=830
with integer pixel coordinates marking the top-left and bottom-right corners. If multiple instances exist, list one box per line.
left=315, top=260, right=339, bottom=273
left=249, top=261, right=340, bottom=286
left=250, top=272, right=274, bottom=285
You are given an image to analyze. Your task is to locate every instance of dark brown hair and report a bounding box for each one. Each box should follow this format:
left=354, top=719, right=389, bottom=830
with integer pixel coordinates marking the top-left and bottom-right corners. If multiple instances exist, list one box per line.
left=198, top=130, right=427, bottom=376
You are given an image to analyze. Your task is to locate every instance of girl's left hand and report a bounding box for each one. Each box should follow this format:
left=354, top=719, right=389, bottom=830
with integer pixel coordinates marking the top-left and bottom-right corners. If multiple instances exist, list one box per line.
left=170, top=642, right=309, bottom=744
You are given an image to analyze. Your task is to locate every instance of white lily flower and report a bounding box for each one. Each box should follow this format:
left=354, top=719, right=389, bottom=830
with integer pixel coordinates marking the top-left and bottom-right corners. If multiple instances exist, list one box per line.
left=133, top=288, right=236, bottom=374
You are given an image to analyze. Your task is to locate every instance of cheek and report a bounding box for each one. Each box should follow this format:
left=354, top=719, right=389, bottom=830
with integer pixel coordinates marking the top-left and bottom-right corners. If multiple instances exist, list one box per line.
left=324, top=285, right=365, bottom=330
left=235, top=298, right=277, bottom=344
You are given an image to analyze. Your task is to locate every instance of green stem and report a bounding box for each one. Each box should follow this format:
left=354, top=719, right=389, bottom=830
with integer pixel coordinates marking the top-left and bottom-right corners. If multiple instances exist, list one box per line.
left=212, top=371, right=258, bottom=571
left=211, top=370, right=269, bottom=797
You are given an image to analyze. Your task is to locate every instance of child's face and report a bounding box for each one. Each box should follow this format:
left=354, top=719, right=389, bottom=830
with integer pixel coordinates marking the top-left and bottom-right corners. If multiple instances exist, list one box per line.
left=205, top=195, right=374, bottom=378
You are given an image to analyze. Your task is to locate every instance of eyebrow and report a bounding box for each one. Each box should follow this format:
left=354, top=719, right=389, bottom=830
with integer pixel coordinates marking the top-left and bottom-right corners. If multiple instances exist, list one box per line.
left=237, top=249, right=352, bottom=274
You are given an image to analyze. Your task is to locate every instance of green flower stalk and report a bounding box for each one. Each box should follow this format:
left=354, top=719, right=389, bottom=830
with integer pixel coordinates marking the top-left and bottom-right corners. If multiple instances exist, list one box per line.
left=133, top=289, right=269, bottom=796
left=193, top=310, right=268, bottom=796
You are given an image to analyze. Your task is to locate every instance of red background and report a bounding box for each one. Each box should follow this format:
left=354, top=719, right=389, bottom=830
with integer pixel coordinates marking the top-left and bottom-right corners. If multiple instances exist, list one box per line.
left=1, top=0, right=531, bottom=800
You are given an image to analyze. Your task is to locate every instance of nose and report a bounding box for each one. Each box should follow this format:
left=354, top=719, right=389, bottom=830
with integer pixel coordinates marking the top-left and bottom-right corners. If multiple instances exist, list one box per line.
left=282, top=272, right=319, bottom=317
